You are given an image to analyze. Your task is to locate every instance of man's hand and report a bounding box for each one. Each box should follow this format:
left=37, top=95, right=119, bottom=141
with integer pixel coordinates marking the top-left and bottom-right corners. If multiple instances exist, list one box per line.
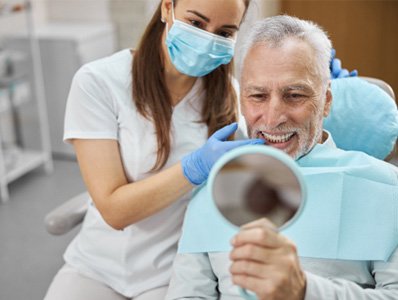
left=229, top=218, right=306, bottom=300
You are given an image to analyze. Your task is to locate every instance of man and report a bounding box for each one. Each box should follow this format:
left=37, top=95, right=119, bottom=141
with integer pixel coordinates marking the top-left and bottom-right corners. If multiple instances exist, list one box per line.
left=166, top=15, right=398, bottom=299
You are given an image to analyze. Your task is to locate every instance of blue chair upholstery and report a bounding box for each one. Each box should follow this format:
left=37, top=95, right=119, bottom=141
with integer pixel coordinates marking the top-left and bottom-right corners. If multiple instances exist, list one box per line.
left=325, top=77, right=398, bottom=160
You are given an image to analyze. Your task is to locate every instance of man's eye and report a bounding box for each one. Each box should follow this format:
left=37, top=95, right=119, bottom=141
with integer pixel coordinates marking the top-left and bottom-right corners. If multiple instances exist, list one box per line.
left=250, top=94, right=266, bottom=101
left=287, top=93, right=306, bottom=100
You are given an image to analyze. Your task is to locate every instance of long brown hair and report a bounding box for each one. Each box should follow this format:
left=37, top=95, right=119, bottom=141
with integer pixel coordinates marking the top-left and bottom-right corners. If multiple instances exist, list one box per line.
left=132, top=0, right=251, bottom=171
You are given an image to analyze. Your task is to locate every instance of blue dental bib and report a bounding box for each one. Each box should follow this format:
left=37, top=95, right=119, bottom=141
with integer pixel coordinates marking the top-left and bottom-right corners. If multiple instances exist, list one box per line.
left=178, top=144, right=398, bottom=261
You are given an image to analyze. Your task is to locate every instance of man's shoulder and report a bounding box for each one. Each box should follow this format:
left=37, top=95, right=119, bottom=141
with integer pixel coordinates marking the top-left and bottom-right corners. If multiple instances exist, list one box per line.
left=309, top=142, right=390, bottom=166
left=301, top=142, right=396, bottom=175
left=335, top=146, right=394, bottom=169
left=301, top=144, right=398, bottom=186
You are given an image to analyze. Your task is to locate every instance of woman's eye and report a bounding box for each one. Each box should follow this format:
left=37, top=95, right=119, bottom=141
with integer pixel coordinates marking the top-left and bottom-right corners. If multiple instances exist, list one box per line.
left=218, top=31, right=233, bottom=38
left=190, top=20, right=202, bottom=28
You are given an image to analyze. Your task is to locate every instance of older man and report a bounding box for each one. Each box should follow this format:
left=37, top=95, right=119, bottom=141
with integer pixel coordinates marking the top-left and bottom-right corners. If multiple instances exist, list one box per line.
left=166, top=15, right=398, bottom=300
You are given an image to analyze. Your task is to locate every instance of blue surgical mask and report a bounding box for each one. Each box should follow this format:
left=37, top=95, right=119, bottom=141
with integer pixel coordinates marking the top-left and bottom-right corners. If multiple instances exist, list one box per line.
left=165, top=4, right=235, bottom=77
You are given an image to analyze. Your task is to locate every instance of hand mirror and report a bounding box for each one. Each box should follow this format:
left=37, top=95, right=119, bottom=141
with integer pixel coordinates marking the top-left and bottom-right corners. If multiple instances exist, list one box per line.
left=208, top=145, right=306, bottom=299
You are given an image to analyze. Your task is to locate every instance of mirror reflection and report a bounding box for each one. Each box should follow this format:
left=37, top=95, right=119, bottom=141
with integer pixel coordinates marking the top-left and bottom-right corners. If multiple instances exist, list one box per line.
left=212, top=153, right=303, bottom=228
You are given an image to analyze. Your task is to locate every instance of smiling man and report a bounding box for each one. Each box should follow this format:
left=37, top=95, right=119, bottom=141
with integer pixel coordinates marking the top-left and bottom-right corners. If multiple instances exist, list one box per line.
left=240, top=24, right=331, bottom=160
left=165, top=15, right=398, bottom=300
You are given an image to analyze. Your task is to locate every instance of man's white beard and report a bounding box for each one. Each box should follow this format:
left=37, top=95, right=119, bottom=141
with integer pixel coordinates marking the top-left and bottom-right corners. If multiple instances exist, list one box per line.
left=248, top=119, right=324, bottom=160
left=293, top=123, right=323, bottom=160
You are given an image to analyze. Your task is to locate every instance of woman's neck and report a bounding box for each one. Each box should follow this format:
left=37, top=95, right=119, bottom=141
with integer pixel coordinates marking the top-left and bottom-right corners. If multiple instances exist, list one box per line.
left=165, top=69, right=197, bottom=106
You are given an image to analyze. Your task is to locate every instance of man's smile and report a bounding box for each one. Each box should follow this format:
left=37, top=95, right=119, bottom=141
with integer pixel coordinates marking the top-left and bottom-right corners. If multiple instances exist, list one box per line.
left=256, top=130, right=296, bottom=150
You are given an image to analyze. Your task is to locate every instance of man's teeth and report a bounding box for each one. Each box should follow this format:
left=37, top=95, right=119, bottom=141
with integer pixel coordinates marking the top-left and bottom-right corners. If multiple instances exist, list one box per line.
left=261, top=132, right=294, bottom=143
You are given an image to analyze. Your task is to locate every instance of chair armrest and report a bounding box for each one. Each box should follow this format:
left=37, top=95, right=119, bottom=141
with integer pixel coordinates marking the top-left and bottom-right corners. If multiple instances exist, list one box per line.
left=45, top=192, right=89, bottom=235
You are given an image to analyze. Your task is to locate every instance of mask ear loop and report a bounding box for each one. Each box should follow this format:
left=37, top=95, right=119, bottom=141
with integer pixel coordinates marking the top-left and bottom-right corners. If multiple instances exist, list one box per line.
left=160, top=0, right=175, bottom=23
left=163, top=0, right=174, bottom=35
left=171, top=0, right=175, bottom=21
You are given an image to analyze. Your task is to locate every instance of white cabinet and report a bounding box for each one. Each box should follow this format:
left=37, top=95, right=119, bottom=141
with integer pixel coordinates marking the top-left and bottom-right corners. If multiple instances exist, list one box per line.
left=0, top=1, right=53, bottom=202
left=40, top=22, right=115, bottom=157
left=7, top=22, right=115, bottom=157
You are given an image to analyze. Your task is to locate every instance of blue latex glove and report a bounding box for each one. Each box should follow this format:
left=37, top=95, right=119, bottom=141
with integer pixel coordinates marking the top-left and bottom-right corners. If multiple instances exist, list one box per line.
left=330, top=49, right=358, bottom=79
left=182, top=123, right=264, bottom=185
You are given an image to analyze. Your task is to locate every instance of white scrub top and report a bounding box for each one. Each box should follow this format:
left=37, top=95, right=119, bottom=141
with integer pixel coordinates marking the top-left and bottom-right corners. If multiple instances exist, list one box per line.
left=63, top=49, right=208, bottom=297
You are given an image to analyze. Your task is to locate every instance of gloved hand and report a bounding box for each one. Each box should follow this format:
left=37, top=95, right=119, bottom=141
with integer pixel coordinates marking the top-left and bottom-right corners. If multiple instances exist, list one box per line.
left=182, top=123, right=264, bottom=185
left=330, top=49, right=358, bottom=79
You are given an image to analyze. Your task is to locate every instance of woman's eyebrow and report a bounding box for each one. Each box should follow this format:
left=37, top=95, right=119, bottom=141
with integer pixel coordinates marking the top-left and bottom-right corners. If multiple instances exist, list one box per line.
left=221, top=24, right=239, bottom=30
left=186, top=10, right=239, bottom=30
left=187, top=10, right=210, bottom=22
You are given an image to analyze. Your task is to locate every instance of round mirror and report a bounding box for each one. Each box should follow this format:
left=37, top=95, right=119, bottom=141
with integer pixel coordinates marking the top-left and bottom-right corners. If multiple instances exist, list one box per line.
left=211, top=146, right=305, bottom=229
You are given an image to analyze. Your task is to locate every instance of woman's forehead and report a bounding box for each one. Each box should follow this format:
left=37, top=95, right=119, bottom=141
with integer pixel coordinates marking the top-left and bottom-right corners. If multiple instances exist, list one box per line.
left=175, top=0, right=247, bottom=24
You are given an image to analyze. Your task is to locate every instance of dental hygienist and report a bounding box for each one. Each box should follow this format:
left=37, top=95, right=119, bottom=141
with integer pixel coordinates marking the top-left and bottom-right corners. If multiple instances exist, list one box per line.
left=44, top=1, right=352, bottom=299
left=44, top=1, right=262, bottom=299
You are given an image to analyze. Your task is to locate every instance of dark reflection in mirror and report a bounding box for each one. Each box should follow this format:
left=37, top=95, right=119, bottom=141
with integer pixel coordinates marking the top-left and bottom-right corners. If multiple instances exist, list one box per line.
left=213, top=153, right=302, bottom=228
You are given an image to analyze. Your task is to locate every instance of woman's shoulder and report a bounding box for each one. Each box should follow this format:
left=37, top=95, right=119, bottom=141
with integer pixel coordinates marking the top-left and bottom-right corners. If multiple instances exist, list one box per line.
left=75, top=49, right=133, bottom=87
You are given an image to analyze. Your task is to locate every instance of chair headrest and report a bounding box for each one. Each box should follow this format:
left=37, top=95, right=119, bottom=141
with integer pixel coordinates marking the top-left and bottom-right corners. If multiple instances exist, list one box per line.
left=324, top=77, right=398, bottom=160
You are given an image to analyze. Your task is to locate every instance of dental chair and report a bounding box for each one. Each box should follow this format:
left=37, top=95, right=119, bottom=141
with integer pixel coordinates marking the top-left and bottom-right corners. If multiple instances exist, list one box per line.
left=44, top=77, right=398, bottom=236
left=360, top=77, right=395, bottom=100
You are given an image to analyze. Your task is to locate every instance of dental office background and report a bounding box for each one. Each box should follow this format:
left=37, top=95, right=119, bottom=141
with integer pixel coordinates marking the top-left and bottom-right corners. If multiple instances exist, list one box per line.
left=0, top=0, right=397, bottom=299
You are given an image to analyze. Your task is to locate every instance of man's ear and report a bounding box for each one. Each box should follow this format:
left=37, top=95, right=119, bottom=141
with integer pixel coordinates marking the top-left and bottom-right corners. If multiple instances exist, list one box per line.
left=161, top=0, right=173, bottom=24
left=323, top=81, right=332, bottom=117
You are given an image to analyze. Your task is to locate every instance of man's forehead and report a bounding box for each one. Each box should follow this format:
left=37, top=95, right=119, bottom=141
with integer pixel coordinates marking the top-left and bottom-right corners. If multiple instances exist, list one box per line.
left=240, top=40, right=321, bottom=92
left=242, top=80, right=315, bottom=93
left=243, top=38, right=315, bottom=73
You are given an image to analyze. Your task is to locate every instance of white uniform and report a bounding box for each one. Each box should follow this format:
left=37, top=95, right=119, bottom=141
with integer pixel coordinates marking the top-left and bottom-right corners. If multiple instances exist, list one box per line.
left=62, top=49, right=208, bottom=297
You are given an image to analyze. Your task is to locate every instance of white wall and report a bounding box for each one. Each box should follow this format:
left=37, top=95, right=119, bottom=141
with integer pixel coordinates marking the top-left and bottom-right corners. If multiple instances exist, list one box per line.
left=235, top=0, right=280, bottom=74
left=109, top=0, right=164, bottom=49
left=262, top=0, right=281, bottom=17
left=32, top=0, right=48, bottom=26
left=0, top=0, right=280, bottom=50
left=45, top=0, right=280, bottom=51
left=44, top=0, right=160, bottom=49
left=47, top=0, right=111, bottom=22
left=0, top=0, right=48, bottom=36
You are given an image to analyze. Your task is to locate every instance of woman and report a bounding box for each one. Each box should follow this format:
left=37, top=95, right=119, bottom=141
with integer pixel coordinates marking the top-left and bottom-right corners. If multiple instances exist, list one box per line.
left=44, top=1, right=260, bottom=299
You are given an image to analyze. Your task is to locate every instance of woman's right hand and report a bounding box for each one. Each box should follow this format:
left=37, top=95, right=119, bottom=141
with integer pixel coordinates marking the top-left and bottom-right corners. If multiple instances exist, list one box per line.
left=181, top=123, right=264, bottom=185
left=330, top=48, right=358, bottom=79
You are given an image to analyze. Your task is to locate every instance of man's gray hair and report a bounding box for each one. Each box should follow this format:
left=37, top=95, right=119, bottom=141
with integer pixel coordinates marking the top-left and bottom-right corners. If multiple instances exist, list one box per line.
left=239, top=15, right=332, bottom=85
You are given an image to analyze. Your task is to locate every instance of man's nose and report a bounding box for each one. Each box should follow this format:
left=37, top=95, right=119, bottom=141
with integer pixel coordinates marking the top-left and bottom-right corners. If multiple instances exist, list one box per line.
left=262, top=96, right=287, bottom=128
